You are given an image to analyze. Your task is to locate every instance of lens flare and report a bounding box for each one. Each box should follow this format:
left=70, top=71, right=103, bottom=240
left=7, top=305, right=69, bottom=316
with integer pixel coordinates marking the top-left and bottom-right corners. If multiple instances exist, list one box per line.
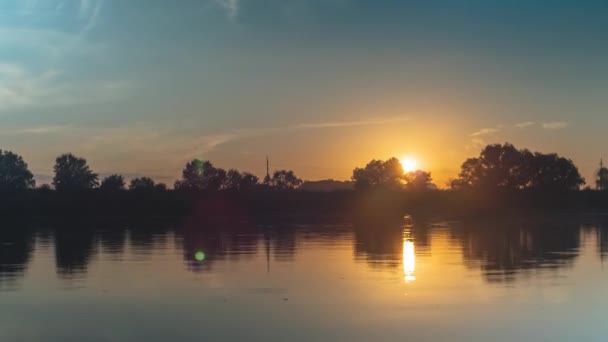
left=195, top=251, right=206, bottom=261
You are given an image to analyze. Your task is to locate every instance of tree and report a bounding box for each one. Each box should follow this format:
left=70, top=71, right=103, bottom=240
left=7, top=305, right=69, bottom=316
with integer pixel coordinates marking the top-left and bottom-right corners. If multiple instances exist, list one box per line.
left=52, top=153, right=98, bottom=191
left=352, top=157, right=405, bottom=190
left=405, top=170, right=434, bottom=191
left=223, top=169, right=243, bottom=191
left=452, top=143, right=585, bottom=191
left=240, top=172, right=259, bottom=192
left=268, top=170, right=302, bottom=190
left=222, top=169, right=260, bottom=191
left=0, top=149, right=35, bottom=191
left=526, top=152, right=585, bottom=191
left=174, top=160, right=226, bottom=191
left=452, top=144, right=530, bottom=189
left=38, top=184, right=52, bottom=192
left=129, top=177, right=156, bottom=191
left=100, top=174, right=125, bottom=191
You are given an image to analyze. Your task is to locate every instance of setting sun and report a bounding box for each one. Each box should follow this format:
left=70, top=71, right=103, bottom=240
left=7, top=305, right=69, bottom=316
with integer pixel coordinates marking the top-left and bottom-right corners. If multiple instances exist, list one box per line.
left=400, top=157, right=418, bottom=173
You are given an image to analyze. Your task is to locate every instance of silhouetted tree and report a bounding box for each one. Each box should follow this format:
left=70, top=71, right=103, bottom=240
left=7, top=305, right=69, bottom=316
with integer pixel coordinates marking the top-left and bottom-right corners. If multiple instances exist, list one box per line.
left=52, top=153, right=98, bottom=191
left=154, top=183, right=167, bottom=191
left=223, top=169, right=243, bottom=191
left=405, top=170, right=434, bottom=191
left=223, top=169, right=260, bottom=191
left=129, top=177, right=156, bottom=191
left=452, top=143, right=584, bottom=191
left=352, top=157, right=404, bottom=190
left=240, top=172, right=259, bottom=192
left=100, top=174, right=125, bottom=191
left=37, top=184, right=52, bottom=192
left=268, top=170, right=302, bottom=190
left=174, top=160, right=227, bottom=191
left=0, top=149, right=35, bottom=191
left=526, top=152, right=585, bottom=191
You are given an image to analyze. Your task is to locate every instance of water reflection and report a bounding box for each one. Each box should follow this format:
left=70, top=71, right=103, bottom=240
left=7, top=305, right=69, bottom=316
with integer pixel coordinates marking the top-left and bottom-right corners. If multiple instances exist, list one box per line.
left=54, top=227, right=97, bottom=279
left=0, top=227, right=35, bottom=290
left=4, top=215, right=608, bottom=288
left=453, top=218, right=582, bottom=282
left=402, top=239, right=416, bottom=282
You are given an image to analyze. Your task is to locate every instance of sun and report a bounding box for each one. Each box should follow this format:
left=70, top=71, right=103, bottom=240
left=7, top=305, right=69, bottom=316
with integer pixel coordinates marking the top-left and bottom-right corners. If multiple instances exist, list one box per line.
left=400, top=157, right=418, bottom=173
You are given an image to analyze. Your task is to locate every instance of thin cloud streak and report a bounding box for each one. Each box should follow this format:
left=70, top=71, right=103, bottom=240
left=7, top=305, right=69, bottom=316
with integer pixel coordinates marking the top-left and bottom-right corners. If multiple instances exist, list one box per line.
left=295, top=116, right=410, bottom=129
left=515, top=121, right=535, bottom=128
left=25, top=116, right=411, bottom=180
left=470, top=128, right=500, bottom=137
left=0, top=125, right=70, bottom=136
left=542, top=121, right=569, bottom=130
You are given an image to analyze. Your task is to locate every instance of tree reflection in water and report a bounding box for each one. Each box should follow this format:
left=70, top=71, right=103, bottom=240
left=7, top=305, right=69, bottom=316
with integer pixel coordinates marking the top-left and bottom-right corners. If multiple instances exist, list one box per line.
left=3, top=215, right=608, bottom=287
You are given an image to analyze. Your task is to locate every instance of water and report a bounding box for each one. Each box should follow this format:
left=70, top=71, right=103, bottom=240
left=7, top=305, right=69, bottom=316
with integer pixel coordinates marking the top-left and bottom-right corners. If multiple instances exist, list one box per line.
left=2, top=215, right=608, bottom=341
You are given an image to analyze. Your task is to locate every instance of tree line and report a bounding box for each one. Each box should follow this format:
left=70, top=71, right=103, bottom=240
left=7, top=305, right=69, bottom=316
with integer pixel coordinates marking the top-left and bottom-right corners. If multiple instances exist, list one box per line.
left=0, top=143, right=588, bottom=193
left=0, top=150, right=302, bottom=192
left=351, top=143, right=585, bottom=192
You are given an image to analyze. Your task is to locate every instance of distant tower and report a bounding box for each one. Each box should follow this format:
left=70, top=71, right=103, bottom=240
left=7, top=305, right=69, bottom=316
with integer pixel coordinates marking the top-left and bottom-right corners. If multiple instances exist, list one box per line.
left=596, top=159, right=608, bottom=190
left=264, top=156, right=271, bottom=184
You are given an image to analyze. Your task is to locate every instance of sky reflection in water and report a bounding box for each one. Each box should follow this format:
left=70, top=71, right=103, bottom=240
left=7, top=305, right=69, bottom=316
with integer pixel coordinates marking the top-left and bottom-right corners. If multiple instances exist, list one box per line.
left=2, top=216, right=608, bottom=341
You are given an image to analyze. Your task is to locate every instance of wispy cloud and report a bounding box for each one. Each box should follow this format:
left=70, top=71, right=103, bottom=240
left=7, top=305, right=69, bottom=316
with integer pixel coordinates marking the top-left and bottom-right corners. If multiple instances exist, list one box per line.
left=0, top=125, right=70, bottom=136
left=215, top=0, right=240, bottom=20
left=515, top=121, right=535, bottom=128
left=470, top=128, right=500, bottom=137
left=77, top=0, right=102, bottom=39
left=0, top=63, right=131, bottom=111
left=542, top=121, right=569, bottom=130
left=294, top=116, right=410, bottom=129
left=0, top=0, right=129, bottom=111
left=15, top=116, right=411, bottom=183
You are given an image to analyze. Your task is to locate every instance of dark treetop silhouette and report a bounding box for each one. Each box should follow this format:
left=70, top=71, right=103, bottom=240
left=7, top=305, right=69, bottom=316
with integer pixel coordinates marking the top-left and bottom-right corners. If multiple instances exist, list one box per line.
left=451, top=143, right=585, bottom=191
left=265, top=170, right=303, bottom=190
left=52, top=153, right=99, bottom=191
left=130, top=177, right=160, bottom=191
left=0, top=149, right=35, bottom=191
left=100, top=174, right=126, bottom=191
left=174, top=159, right=228, bottom=191
left=223, top=169, right=259, bottom=192
left=351, top=157, right=434, bottom=191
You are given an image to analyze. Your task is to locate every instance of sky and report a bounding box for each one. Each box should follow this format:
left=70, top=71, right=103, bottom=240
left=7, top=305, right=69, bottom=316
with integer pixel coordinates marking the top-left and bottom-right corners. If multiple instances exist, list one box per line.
left=1, top=0, right=607, bottom=187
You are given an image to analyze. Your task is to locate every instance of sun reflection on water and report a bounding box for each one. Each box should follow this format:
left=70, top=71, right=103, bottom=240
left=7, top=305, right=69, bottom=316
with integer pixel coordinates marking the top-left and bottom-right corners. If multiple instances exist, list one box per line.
left=403, top=238, right=416, bottom=282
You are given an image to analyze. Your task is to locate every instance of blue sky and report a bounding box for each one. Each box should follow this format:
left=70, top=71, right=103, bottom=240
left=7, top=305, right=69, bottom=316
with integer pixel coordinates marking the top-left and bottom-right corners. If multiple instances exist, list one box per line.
left=1, top=1, right=607, bottom=186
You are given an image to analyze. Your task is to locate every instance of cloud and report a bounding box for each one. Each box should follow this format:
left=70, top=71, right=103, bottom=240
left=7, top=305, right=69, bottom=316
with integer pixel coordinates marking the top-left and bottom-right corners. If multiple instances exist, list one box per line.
left=215, top=0, right=240, bottom=20
left=469, top=128, right=500, bottom=137
left=542, top=121, right=569, bottom=130
left=0, top=125, right=70, bottom=136
left=294, top=116, right=410, bottom=129
left=0, top=1, right=128, bottom=111
left=77, top=0, right=102, bottom=40
left=0, top=63, right=131, bottom=111
left=515, top=121, right=535, bottom=128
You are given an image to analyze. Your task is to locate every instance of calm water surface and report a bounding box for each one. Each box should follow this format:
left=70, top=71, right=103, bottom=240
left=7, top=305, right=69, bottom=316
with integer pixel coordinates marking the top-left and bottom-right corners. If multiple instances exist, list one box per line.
left=2, top=215, right=608, bottom=341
